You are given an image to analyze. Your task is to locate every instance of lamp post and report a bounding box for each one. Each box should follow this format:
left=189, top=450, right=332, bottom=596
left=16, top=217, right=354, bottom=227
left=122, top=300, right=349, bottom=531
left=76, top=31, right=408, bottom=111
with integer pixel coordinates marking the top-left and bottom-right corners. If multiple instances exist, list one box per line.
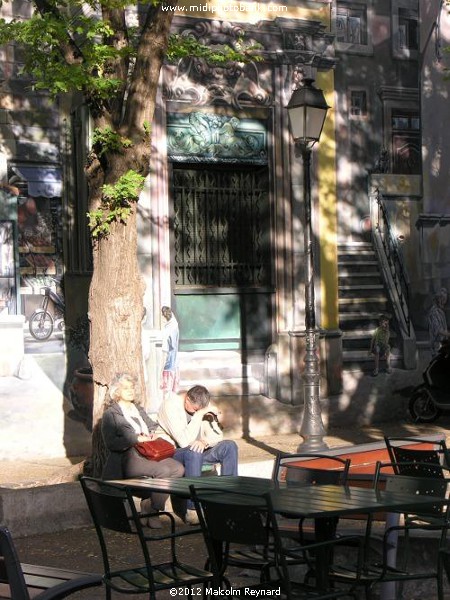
left=287, top=78, right=329, bottom=452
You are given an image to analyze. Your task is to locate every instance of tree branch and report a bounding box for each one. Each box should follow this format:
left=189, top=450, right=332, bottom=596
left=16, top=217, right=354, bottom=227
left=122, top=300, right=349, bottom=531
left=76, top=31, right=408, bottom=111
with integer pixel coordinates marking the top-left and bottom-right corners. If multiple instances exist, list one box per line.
left=33, top=0, right=84, bottom=66
left=123, top=1, right=175, bottom=136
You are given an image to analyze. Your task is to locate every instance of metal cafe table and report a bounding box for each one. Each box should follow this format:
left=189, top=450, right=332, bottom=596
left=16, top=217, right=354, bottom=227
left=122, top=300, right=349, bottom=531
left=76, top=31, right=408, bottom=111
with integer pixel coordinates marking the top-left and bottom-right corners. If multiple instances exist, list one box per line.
left=107, top=476, right=446, bottom=590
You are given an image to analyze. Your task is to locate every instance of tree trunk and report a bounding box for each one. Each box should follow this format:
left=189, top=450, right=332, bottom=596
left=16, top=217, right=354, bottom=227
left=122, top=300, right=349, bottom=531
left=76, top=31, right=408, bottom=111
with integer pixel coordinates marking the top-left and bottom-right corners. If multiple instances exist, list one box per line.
left=89, top=209, right=145, bottom=425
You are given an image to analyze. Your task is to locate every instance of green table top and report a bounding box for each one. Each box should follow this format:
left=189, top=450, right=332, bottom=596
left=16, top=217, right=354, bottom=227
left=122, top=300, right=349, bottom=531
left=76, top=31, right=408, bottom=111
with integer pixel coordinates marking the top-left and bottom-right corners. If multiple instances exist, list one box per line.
left=107, top=475, right=446, bottom=518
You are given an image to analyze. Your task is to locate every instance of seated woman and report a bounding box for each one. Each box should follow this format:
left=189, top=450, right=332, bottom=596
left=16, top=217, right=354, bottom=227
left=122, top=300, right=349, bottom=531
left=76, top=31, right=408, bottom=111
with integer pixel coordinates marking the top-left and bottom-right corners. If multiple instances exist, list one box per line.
left=101, top=373, right=184, bottom=528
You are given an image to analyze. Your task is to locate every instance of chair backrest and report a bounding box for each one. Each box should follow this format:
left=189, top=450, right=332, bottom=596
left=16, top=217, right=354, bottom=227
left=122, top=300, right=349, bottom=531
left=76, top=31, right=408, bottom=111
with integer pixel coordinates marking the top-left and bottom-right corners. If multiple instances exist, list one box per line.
left=384, top=436, right=449, bottom=477
left=272, top=452, right=350, bottom=486
left=0, top=527, right=30, bottom=600
left=189, top=485, right=289, bottom=581
left=374, top=461, right=450, bottom=519
left=80, top=476, right=153, bottom=583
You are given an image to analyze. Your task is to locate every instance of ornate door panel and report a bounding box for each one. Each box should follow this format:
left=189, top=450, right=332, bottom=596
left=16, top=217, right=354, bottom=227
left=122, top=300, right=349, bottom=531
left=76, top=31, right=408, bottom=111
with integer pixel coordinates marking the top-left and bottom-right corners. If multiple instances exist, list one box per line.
left=172, top=165, right=273, bottom=353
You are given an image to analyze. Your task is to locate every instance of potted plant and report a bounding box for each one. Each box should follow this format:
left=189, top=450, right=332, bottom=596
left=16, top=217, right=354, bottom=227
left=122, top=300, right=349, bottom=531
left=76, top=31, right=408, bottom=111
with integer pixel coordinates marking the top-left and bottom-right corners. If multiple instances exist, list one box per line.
left=67, top=315, right=93, bottom=429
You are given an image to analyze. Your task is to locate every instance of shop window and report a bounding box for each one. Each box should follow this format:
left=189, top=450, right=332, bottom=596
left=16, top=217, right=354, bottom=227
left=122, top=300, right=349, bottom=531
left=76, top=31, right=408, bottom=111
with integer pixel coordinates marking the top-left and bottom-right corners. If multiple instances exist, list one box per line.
left=8, top=164, right=63, bottom=320
left=0, top=220, right=16, bottom=314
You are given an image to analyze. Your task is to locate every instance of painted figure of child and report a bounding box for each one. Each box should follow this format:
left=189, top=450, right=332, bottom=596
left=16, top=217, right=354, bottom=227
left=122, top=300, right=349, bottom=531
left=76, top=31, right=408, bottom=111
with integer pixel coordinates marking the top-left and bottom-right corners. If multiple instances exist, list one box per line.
left=369, top=314, right=392, bottom=377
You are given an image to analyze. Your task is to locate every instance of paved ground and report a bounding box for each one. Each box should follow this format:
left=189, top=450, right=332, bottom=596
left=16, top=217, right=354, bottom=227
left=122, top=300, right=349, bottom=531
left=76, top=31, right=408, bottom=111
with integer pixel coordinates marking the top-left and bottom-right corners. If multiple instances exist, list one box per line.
left=11, top=523, right=446, bottom=600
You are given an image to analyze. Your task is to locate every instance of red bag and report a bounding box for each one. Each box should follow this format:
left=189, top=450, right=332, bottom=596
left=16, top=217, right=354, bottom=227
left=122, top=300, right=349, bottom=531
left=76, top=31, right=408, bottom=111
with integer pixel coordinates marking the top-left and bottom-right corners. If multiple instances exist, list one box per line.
left=135, top=438, right=175, bottom=461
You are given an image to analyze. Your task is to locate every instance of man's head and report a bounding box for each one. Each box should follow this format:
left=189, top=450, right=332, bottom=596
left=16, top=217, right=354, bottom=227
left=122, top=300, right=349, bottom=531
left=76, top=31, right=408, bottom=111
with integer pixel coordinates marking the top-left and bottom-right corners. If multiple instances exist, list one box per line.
left=184, top=385, right=210, bottom=415
left=161, top=306, right=172, bottom=321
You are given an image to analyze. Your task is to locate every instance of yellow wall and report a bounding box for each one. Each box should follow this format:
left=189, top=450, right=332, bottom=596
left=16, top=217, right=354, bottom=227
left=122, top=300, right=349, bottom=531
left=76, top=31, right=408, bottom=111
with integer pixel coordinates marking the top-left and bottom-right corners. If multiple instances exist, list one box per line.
left=316, top=70, right=339, bottom=330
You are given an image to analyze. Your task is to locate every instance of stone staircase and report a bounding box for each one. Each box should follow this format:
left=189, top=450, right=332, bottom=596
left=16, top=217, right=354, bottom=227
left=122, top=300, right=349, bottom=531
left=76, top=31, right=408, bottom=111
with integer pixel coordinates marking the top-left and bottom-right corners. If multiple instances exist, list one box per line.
left=178, top=350, right=263, bottom=395
left=338, top=241, right=403, bottom=372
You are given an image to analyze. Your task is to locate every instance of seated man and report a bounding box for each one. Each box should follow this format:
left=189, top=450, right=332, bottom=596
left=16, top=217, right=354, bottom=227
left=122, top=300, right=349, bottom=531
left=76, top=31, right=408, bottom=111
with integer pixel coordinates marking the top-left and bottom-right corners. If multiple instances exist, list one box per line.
left=157, top=384, right=238, bottom=524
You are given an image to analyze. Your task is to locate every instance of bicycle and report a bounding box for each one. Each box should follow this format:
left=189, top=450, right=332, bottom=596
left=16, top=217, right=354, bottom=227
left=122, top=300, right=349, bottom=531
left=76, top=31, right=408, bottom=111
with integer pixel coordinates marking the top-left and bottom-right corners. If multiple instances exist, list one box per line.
left=28, top=279, right=65, bottom=341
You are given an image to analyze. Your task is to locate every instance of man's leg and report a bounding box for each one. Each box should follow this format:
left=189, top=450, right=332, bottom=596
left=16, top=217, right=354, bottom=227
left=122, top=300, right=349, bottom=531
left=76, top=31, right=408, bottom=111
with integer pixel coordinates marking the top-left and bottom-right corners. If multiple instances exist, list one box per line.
left=202, top=440, right=238, bottom=476
left=173, top=447, right=204, bottom=477
left=173, top=447, right=205, bottom=514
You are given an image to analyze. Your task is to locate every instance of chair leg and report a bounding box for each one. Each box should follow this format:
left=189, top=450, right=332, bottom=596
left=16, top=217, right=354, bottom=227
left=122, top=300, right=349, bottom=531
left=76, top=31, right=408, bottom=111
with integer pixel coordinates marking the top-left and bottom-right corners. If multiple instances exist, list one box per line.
left=437, top=551, right=447, bottom=600
left=437, top=574, right=445, bottom=600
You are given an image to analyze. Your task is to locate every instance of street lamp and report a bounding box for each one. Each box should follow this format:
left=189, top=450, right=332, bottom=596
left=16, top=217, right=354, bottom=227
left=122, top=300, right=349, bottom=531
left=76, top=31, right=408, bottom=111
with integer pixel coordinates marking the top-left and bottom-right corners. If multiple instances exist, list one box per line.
left=287, top=78, right=329, bottom=452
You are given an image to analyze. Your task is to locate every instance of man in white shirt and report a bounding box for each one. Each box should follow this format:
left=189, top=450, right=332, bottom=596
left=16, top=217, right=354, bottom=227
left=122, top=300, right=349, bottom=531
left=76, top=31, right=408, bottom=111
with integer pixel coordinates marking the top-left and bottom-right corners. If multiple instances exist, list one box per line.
left=157, top=384, right=238, bottom=524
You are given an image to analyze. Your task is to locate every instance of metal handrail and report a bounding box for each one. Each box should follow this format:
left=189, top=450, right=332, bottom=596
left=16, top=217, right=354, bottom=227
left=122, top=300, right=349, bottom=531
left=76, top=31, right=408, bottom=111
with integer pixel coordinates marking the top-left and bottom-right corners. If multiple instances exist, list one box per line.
left=371, top=188, right=411, bottom=336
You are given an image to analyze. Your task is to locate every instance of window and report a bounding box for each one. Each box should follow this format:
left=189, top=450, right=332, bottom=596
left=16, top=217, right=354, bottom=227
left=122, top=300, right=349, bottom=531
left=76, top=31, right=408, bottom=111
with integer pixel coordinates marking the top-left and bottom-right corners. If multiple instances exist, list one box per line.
left=392, top=0, right=419, bottom=59
left=391, top=110, right=421, bottom=174
left=335, top=1, right=373, bottom=55
left=337, top=4, right=367, bottom=45
left=398, top=7, right=418, bottom=51
left=350, top=90, right=367, bottom=117
left=172, top=166, right=271, bottom=288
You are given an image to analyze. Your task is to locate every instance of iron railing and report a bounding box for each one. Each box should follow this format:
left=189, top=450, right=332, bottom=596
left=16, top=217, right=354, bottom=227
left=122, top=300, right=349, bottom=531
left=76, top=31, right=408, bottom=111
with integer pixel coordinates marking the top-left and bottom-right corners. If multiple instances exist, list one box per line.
left=371, top=188, right=411, bottom=336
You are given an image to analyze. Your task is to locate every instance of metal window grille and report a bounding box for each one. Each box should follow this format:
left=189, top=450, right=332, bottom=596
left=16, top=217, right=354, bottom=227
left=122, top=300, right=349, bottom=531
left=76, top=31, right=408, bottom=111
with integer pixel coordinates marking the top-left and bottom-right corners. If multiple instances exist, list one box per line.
left=173, top=167, right=271, bottom=288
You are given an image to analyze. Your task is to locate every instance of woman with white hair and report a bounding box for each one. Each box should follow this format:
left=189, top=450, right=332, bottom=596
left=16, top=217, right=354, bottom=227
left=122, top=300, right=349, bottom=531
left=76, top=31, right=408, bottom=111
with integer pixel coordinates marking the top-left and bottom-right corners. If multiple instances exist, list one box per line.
left=101, top=373, right=184, bottom=527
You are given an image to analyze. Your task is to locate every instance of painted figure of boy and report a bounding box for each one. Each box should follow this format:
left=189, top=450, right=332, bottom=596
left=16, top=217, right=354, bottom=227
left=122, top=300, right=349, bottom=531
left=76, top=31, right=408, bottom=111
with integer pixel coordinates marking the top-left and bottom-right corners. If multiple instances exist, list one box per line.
left=369, top=314, right=392, bottom=377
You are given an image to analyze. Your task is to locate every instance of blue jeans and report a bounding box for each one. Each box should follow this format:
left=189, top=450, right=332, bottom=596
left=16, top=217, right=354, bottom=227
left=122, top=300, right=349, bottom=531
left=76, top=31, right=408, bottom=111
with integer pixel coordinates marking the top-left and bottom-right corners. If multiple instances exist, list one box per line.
left=174, top=440, right=239, bottom=509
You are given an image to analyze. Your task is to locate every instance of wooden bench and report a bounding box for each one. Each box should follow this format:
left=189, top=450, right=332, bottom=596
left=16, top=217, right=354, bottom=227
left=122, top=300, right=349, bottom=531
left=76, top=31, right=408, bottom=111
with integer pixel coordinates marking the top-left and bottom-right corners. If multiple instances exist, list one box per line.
left=278, top=434, right=446, bottom=484
left=0, top=526, right=102, bottom=599
left=277, top=434, right=446, bottom=521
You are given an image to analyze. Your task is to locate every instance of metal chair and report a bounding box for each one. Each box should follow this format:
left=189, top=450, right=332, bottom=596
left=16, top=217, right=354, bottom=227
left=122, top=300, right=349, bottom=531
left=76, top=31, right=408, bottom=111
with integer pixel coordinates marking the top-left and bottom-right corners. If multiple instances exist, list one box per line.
left=327, top=461, right=450, bottom=599
left=190, top=484, right=359, bottom=599
left=272, top=452, right=351, bottom=542
left=272, top=451, right=351, bottom=486
left=0, top=526, right=101, bottom=600
left=384, top=435, right=450, bottom=476
left=80, top=476, right=213, bottom=600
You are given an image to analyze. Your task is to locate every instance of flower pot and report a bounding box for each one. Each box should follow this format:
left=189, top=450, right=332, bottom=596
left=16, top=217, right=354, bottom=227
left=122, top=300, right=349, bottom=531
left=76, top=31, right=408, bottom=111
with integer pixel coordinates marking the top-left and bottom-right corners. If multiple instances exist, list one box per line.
left=69, top=366, right=93, bottom=429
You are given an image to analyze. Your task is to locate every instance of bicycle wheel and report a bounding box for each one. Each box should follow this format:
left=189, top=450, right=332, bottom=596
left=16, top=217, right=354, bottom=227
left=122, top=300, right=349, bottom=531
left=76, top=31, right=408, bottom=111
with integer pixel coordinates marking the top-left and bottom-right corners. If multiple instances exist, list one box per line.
left=29, top=310, right=54, bottom=341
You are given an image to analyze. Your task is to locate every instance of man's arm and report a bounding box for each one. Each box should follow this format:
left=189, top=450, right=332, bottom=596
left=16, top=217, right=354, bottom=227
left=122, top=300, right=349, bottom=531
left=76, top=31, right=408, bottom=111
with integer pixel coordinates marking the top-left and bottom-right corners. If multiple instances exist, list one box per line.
left=158, top=394, right=208, bottom=448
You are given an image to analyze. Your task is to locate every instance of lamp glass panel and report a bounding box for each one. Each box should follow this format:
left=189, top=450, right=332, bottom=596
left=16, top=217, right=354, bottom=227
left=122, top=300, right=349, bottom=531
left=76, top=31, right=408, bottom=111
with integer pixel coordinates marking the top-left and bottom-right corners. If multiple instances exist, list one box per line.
left=305, top=107, right=327, bottom=141
left=287, top=105, right=305, bottom=141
